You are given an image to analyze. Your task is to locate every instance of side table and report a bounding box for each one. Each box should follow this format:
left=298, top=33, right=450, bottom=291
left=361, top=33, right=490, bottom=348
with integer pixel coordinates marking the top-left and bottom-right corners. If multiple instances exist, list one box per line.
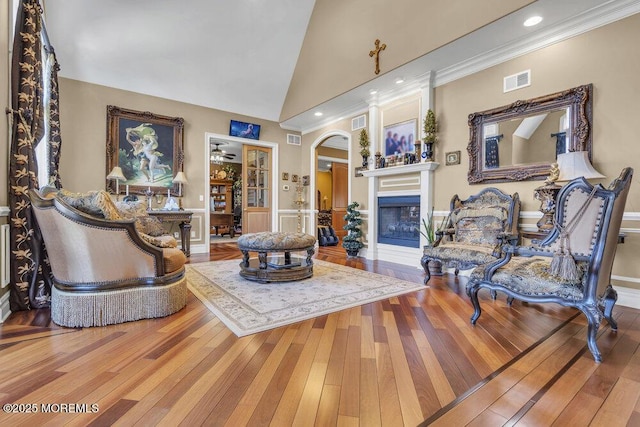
left=148, top=210, right=193, bottom=257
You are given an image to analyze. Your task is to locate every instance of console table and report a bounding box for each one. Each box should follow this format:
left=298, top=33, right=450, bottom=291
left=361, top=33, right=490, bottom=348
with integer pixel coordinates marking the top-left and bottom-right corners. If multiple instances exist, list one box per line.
left=210, top=213, right=235, bottom=237
left=147, top=210, right=193, bottom=257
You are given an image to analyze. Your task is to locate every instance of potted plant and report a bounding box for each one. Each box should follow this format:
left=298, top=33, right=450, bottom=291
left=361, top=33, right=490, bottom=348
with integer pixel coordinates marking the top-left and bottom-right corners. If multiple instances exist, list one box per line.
left=423, top=109, right=438, bottom=161
left=359, top=129, right=370, bottom=167
left=420, top=207, right=443, bottom=275
left=342, top=201, right=364, bottom=257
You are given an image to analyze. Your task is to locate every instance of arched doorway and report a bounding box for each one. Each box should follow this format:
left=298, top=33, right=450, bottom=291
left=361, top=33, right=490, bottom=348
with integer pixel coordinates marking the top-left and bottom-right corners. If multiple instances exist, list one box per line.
left=309, top=131, right=351, bottom=243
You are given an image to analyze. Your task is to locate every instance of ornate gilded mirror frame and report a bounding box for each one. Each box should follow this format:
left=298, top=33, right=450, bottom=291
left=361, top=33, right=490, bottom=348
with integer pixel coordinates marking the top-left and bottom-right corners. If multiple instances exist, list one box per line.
left=467, top=84, right=593, bottom=184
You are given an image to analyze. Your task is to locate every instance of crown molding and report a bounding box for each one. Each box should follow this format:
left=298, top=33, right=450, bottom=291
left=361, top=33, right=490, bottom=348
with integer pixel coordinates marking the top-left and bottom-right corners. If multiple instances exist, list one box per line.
left=435, top=0, right=640, bottom=86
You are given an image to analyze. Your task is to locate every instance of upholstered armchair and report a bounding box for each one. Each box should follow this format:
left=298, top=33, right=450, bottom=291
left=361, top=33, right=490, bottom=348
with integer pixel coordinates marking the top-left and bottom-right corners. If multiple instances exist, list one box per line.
left=421, top=188, right=521, bottom=284
left=467, top=168, right=633, bottom=362
left=28, top=189, right=188, bottom=327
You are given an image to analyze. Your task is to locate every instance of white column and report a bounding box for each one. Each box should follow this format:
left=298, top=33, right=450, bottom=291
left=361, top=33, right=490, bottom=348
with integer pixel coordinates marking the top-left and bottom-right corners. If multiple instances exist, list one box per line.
left=419, top=71, right=435, bottom=162
left=366, top=174, right=379, bottom=260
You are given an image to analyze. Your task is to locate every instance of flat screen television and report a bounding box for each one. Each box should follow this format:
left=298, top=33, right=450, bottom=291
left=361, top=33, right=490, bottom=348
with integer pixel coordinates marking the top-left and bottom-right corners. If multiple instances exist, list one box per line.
left=229, top=120, right=260, bottom=140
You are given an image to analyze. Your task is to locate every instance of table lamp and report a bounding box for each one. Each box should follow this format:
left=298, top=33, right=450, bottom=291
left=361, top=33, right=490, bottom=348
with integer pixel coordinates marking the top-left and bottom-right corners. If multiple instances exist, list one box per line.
left=534, top=151, right=604, bottom=232
left=172, top=171, right=188, bottom=209
left=106, top=166, right=126, bottom=200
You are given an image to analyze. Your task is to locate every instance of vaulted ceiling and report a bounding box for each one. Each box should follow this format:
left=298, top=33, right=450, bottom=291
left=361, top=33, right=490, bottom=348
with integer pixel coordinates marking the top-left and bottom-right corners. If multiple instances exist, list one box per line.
left=43, top=0, right=639, bottom=131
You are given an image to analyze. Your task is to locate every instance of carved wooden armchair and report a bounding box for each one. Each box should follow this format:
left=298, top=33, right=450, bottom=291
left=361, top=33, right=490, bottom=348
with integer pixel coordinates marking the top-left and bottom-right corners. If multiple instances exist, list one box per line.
left=29, top=189, right=188, bottom=327
left=467, top=168, right=633, bottom=362
left=421, top=188, right=521, bottom=284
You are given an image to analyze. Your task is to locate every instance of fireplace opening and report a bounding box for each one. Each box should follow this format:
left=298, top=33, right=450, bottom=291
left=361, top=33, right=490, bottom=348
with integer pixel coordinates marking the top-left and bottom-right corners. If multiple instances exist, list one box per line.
left=378, top=196, right=420, bottom=248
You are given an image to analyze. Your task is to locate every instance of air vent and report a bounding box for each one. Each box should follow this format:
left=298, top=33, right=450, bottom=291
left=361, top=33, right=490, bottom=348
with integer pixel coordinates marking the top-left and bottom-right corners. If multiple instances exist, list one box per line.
left=287, top=134, right=301, bottom=146
left=351, top=114, right=366, bottom=131
left=503, top=70, right=531, bottom=93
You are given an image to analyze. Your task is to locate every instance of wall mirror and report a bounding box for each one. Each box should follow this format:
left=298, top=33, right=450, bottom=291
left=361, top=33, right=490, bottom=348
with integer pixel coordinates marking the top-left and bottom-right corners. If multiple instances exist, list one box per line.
left=467, top=84, right=593, bottom=184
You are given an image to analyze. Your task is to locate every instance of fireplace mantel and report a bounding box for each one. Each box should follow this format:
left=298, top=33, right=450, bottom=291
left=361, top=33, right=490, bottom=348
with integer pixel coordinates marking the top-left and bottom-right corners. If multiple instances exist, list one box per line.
left=363, top=161, right=440, bottom=267
left=361, top=161, right=439, bottom=178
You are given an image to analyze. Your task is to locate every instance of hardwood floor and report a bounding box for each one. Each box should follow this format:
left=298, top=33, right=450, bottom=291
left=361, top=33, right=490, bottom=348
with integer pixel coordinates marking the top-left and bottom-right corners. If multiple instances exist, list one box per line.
left=1, top=244, right=639, bottom=426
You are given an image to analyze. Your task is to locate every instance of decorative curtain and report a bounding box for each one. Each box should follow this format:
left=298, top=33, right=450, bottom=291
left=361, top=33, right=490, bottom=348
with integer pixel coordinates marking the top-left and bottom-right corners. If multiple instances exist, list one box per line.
left=7, top=0, right=61, bottom=310
left=484, top=134, right=503, bottom=169
left=553, top=131, right=567, bottom=157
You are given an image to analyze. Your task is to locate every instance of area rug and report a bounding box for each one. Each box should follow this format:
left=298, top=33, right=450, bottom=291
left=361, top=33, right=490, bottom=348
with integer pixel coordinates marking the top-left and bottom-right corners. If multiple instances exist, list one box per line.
left=187, top=259, right=426, bottom=336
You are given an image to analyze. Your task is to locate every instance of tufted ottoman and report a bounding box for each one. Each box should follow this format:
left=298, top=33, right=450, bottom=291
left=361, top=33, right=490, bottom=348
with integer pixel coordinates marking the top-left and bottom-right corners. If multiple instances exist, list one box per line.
left=237, top=232, right=317, bottom=282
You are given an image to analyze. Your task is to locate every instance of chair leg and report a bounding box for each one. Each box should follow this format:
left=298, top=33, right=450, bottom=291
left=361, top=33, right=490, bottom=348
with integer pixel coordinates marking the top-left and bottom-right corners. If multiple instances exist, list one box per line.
left=468, top=283, right=482, bottom=325
left=420, top=255, right=431, bottom=285
left=602, top=285, right=618, bottom=330
left=507, top=296, right=514, bottom=305
left=580, top=306, right=603, bottom=363
left=490, top=290, right=497, bottom=300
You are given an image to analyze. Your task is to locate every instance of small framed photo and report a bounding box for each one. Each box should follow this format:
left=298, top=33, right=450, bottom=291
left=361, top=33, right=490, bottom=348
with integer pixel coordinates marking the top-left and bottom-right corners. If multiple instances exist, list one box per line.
left=291, top=174, right=299, bottom=183
left=302, top=175, right=310, bottom=186
left=446, top=150, right=461, bottom=166
left=383, top=119, right=417, bottom=156
left=282, top=172, right=289, bottom=181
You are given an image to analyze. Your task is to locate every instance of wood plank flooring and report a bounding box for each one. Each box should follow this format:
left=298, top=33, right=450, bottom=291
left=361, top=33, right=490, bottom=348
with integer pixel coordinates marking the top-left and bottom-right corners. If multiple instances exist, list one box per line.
left=0, top=243, right=639, bottom=426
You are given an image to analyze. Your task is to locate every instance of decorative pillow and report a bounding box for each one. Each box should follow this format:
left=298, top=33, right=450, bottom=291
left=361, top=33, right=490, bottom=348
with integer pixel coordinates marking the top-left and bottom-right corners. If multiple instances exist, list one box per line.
left=136, top=216, right=167, bottom=237
left=139, top=232, right=178, bottom=248
left=455, top=215, right=504, bottom=245
left=115, top=201, right=167, bottom=236
left=58, top=189, right=122, bottom=220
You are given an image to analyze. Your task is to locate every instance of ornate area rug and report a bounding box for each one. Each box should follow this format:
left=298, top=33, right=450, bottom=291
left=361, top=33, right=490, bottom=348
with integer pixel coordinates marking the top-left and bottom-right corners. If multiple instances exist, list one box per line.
left=187, top=259, right=426, bottom=336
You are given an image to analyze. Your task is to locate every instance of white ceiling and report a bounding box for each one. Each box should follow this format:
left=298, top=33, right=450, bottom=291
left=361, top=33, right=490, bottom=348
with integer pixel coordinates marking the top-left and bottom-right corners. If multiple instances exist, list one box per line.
left=43, top=0, right=315, bottom=122
left=42, top=0, right=640, bottom=131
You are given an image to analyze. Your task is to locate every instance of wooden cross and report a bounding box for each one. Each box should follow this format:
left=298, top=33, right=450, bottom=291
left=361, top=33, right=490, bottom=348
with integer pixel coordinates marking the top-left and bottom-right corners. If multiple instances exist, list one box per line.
left=369, top=39, right=386, bottom=75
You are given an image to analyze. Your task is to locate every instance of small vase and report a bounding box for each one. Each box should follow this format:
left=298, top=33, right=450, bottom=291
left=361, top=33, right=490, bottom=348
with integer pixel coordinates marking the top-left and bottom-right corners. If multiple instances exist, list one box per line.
left=424, top=142, right=434, bottom=162
left=362, top=155, right=368, bottom=168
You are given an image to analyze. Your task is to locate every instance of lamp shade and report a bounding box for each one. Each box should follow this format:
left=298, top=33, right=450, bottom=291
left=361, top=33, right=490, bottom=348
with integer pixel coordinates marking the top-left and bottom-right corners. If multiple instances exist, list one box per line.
left=173, top=171, right=188, bottom=185
left=556, top=151, right=604, bottom=182
left=106, top=166, right=126, bottom=181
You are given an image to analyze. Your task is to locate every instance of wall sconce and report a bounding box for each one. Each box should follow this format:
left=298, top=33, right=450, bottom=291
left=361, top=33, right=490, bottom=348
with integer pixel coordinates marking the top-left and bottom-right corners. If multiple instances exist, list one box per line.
left=106, top=166, right=126, bottom=200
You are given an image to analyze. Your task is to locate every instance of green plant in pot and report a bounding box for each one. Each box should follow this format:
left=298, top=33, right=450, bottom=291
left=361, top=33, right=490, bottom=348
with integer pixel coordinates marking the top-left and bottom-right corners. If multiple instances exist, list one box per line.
left=420, top=207, right=443, bottom=275
left=359, top=129, right=370, bottom=168
left=343, top=201, right=364, bottom=257
left=423, top=109, right=438, bottom=161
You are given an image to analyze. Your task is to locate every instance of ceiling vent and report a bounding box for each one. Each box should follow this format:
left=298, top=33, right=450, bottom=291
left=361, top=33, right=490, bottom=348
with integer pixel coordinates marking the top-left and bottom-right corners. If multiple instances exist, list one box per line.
left=351, top=114, right=366, bottom=131
left=287, top=134, right=301, bottom=146
left=503, top=70, right=531, bottom=93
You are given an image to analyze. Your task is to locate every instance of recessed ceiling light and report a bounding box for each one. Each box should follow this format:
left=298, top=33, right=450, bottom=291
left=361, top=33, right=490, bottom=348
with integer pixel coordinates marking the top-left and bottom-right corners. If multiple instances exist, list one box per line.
left=523, top=16, right=543, bottom=27
left=395, top=78, right=404, bottom=84
left=369, top=89, right=378, bottom=95
left=314, top=111, right=323, bottom=117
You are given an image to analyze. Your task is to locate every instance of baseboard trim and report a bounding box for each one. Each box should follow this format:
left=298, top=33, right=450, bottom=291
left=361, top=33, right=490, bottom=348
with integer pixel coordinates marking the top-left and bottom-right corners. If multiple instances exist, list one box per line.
left=0, top=291, right=11, bottom=323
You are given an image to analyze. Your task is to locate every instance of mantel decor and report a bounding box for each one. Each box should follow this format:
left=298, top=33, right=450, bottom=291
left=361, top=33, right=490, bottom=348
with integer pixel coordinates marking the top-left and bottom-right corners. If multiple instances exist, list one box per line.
left=106, top=105, right=184, bottom=196
left=467, top=84, right=593, bottom=184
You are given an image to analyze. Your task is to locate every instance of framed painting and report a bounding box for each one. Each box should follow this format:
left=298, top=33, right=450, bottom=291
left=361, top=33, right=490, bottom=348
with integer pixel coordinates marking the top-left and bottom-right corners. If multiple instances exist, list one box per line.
left=106, top=105, right=184, bottom=196
left=446, top=150, right=461, bottom=166
left=229, top=119, right=261, bottom=140
left=383, top=119, right=417, bottom=156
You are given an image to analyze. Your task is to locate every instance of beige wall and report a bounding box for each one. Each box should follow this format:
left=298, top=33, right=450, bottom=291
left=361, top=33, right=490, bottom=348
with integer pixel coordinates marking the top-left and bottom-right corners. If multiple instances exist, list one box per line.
left=316, top=171, right=332, bottom=209
left=56, top=79, right=303, bottom=243
left=57, top=78, right=301, bottom=206
left=308, top=14, right=640, bottom=290
left=281, top=0, right=533, bottom=120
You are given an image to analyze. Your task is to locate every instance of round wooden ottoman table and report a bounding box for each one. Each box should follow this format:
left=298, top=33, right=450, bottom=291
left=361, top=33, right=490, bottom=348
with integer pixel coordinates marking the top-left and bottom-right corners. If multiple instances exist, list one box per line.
left=237, top=231, right=317, bottom=282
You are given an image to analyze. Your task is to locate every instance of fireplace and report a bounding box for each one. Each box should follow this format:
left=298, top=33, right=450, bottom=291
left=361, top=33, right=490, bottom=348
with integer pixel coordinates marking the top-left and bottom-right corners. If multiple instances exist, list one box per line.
left=378, top=196, right=420, bottom=248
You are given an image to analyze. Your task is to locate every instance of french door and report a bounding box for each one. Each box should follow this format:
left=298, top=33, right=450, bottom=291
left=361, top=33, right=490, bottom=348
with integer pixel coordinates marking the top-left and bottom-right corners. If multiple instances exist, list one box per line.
left=242, top=145, right=271, bottom=233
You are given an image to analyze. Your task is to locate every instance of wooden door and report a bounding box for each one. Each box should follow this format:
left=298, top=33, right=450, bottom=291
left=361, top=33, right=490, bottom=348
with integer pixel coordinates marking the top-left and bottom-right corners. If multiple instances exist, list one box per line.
left=242, top=145, right=271, bottom=233
left=331, top=162, right=348, bottom=239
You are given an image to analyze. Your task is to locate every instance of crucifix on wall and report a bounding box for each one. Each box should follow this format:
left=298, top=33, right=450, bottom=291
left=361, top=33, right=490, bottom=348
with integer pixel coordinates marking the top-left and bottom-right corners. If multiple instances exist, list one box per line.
left=369, top=39, right=386, bottom=75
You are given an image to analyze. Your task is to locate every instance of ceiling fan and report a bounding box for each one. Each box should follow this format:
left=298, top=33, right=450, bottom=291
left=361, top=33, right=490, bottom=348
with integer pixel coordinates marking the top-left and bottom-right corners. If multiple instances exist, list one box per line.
left=210, top=142, right=236, bottom=164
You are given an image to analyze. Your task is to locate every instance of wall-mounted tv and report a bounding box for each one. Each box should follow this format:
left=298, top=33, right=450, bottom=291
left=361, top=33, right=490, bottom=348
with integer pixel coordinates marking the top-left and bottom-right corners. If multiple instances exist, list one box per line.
left=229, top=120, right=260, bottom=140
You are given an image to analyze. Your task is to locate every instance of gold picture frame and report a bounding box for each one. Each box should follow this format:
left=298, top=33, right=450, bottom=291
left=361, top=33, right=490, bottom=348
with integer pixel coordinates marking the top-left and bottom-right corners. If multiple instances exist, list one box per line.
left=106, top=105, right=184, bottom=196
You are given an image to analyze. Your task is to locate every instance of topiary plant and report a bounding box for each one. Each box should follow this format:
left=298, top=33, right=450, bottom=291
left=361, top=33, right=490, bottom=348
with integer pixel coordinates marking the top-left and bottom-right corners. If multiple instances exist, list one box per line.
left=342, top=201, right=364, bottom=256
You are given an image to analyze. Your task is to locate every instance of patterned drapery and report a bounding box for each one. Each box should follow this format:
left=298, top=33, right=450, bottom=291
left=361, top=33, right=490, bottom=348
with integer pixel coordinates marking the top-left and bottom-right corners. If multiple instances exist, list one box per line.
left=7, top=0, right=60, bottom=310
left=484, top=134, right=503, bottom=169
